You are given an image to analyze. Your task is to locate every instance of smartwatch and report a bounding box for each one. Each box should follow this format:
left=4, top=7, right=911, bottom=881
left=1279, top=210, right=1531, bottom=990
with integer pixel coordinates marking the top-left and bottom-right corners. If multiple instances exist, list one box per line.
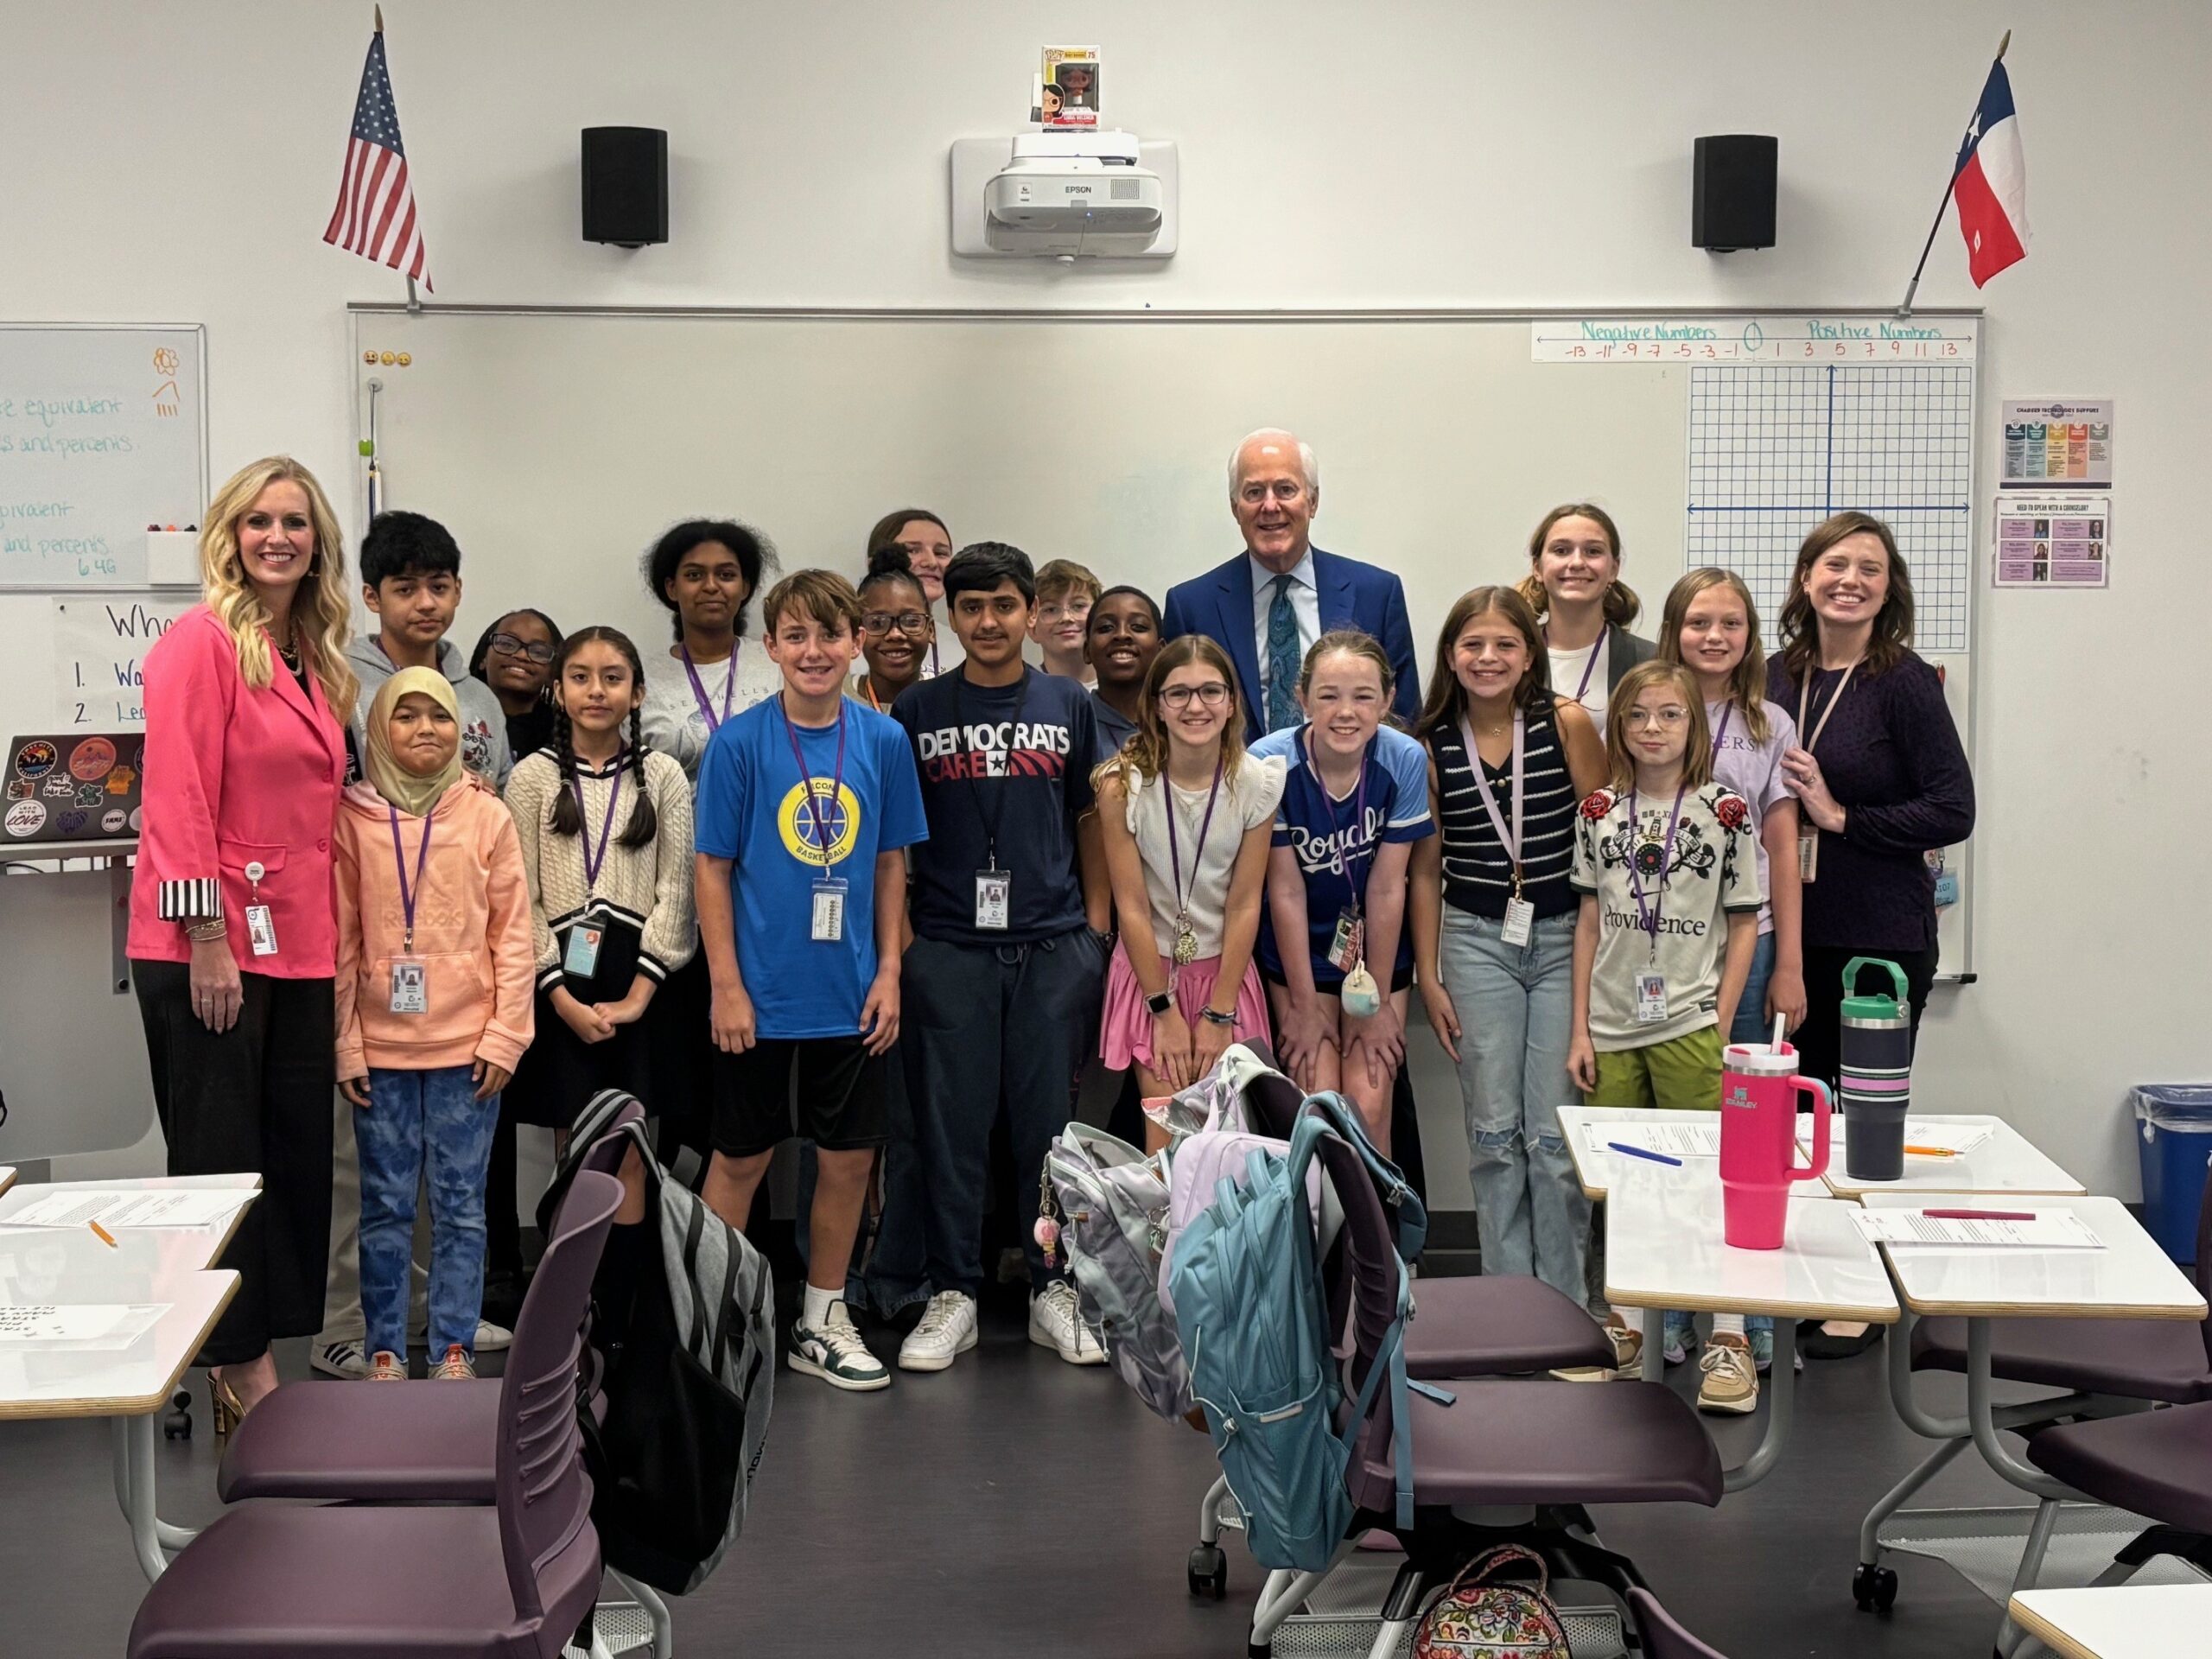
left=1145, top=988, right=1175, bottom=1017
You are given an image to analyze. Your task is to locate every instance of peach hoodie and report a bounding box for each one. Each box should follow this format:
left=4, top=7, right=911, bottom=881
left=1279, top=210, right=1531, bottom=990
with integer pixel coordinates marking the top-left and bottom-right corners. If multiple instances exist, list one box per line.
left=335, top=777, right=536, bottom=1077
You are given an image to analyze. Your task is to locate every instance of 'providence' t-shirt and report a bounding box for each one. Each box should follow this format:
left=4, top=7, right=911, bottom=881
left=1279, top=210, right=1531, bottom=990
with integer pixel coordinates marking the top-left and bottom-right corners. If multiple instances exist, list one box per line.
left=1249, top=724, right=1433, bottom=988
left=694, top=696, right=927, bottom=1039
left=892, top=667, right=1096, bottom=946
left=1570, top=782, right=1761, bottom=1050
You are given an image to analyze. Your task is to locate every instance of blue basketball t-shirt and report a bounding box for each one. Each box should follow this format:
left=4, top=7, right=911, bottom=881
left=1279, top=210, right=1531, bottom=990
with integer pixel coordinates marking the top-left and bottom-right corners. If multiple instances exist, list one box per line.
left=695, top=696, right=927, bottom=1039
left=1249, top=723, right=1433, bottom=988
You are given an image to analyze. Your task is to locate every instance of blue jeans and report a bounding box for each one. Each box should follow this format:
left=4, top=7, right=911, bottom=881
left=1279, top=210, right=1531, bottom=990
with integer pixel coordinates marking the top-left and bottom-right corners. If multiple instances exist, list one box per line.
left=357, top=1065, right=498, bottom=1360
left=1438, top=909, right=1589, bottom=1306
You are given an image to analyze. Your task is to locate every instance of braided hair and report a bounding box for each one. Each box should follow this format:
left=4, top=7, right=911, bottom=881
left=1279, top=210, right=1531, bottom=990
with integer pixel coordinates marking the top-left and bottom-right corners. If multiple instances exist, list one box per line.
left=546, top=626, right=659, bottom=849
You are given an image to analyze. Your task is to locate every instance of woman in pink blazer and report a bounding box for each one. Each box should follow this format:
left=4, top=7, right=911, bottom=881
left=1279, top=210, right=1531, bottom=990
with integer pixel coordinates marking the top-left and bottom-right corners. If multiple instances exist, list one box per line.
left=128, top=456, right=357, bottom=1432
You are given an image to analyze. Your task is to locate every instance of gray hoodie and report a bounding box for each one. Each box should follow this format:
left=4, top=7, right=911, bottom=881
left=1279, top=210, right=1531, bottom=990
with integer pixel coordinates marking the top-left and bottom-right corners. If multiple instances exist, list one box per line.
left=345, top=634, right=513, bottom=793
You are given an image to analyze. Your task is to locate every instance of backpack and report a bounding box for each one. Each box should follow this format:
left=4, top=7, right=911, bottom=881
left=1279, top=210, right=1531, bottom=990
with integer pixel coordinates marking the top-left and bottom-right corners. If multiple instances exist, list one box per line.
left=1042, top=1122, right=1190, bottom=1421
left=538, top=1091, right=776, bottom=1595
left=1144, top=1040, right=1281, bottom=1142
left=1158, top=1122, right=1330, bottom=1320
left=1169, top=1103, right=1439, bottom=1571
left=1411, top=1545, right=1573, bottom=1658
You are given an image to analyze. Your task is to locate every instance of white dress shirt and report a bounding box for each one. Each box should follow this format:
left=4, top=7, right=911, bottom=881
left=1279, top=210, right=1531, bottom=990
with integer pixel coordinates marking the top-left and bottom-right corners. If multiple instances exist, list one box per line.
left=1249, top=549, right=1320, bottom=706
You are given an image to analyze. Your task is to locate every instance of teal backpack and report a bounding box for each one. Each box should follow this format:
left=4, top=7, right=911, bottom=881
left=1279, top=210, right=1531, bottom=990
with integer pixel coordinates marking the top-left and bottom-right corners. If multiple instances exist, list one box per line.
left=1168, top=1096, right=1445, bottom=1572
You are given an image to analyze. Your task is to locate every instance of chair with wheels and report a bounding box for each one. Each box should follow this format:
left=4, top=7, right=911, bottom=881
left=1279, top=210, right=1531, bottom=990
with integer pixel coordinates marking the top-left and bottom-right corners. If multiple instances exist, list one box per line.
left=127, top=1169, right=622, bottom=1658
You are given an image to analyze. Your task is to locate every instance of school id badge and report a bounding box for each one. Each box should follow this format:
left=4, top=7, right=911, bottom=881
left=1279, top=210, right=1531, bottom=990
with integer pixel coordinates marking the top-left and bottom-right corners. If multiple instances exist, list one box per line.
left=563, top=920, right=604, bottom=978
left=1500, top=894, right=1535, bottom=949
left=389, top=959, right=428, bottom=1015
left=1635, top=971, right=1669, bottom=1025
left=1325, top=908, right=1363, bottom=976
left=811, top=877, right=849, bottom=944
left=244, top=905, right=279, bottom=957
left=975, top=869, right=1011, bottom=931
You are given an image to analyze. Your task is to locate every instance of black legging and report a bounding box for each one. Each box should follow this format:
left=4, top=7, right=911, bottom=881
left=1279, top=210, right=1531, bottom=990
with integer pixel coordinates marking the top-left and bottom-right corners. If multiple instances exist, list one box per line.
left=1791, top=944, right=1940, bottom=1090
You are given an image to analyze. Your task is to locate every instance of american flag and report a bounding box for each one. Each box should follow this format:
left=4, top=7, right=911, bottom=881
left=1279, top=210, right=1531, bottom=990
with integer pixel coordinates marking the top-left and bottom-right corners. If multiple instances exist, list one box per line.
left=322, top=23, right=431, bottom=288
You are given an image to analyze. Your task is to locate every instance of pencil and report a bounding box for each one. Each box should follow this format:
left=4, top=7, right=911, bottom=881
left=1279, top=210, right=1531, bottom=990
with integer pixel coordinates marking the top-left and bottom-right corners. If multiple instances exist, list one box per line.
left=1903, top=1145, right=1959, bottom=1157
left=89, top=1218, right=118, bottom=1247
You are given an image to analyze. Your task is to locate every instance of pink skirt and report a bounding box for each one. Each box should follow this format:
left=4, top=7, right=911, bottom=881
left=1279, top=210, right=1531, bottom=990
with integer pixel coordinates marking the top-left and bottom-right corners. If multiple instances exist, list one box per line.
left=1100, top=942, right=1273, bottom=1072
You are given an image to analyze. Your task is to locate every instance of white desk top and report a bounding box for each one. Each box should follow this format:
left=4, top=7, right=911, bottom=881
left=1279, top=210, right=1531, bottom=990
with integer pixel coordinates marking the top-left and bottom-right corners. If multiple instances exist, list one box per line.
left=1819, top=1114, right=2085, bottom=1198
left=2010, top=1585, right=2212, bottom=1659
left=0, top=1177, right=259, bottom=1281
left=0, top=1269, right=237, bottom=1419
left=1864, top=1193, right=2209, bottom=1320
left=1559, top=1105, right=1826, bottom=1202
left=1604, top=1169, right=1900, bottom=1323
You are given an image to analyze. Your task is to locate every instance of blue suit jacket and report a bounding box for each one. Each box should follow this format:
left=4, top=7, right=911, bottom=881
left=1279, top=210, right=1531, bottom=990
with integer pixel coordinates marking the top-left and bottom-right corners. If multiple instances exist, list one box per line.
left=1161, top=546, right=1422, bottom=744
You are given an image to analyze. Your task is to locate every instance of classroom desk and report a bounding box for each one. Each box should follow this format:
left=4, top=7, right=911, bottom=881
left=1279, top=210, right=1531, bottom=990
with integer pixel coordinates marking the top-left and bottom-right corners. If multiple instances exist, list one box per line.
left=1604, top=1167, right=1897, bottom=1492
left=1815, top=1115, right=2086, bottom=1199
left=1557, top=1104, right=1831, bottom=1202
left=0, top=1174, right=261, bottom=1582
left=2008, top=1585, right=2212, bottom=1659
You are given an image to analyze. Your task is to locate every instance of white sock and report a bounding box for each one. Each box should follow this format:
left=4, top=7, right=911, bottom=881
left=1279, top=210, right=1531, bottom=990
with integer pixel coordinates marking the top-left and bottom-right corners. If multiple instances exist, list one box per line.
left=1711, top=1313, right=1746, bottom=1339
left=802, top=1284, right=842, bottom=1330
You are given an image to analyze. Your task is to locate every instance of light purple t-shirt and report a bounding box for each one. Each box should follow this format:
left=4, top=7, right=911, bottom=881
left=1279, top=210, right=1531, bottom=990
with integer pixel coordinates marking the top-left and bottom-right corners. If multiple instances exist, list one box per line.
left=1707, top=698, right=1796, bottom=936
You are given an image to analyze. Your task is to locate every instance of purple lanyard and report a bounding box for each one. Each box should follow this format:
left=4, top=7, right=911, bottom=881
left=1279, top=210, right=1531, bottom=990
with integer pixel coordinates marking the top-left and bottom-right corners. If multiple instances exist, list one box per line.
left=680, top=644, right=737, bottom=734
left=386, top=804, right=434, bottom=954
left=778, top=694, right=849, bottom=867
left=1165, top=762, right=1225, bottom=920
left=1708, top=702, right=1733, bottom=756
left=1546, top=627, right=1605, bottom=702
left=1459, top=712, right=1525, bottom=893
left=1624, top=785, right=1688, bottom=955
left=1305, top=728, right=1375, bottom=911
left=570, top=761, right=625, bottom=892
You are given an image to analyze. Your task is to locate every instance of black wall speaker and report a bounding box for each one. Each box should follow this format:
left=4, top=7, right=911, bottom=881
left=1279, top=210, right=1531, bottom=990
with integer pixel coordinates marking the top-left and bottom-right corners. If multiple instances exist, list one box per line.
left=582, top=126, right=669, bottom=248
left=1693, top=135, right=1777, bottom=252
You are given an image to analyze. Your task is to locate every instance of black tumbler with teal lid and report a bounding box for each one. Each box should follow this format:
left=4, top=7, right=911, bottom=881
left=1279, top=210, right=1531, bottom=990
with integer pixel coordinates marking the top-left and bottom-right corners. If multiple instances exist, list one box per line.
left=1840, top=957, right=1913, bottom=1180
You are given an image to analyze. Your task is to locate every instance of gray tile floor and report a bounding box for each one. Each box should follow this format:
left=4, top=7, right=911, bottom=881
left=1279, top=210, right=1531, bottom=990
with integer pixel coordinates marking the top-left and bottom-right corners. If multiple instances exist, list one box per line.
left=0, top=1295, right=2072, bottom=1656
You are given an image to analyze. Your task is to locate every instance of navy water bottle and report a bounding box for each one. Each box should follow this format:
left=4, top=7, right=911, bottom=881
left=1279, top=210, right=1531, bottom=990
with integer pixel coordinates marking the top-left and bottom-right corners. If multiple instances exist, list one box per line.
left=1839, top=957, right=1913, bottom=1181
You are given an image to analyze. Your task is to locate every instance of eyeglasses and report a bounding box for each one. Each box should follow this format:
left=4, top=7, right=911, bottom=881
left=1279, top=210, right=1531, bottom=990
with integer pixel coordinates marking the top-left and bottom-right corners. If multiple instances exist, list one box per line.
left=1624, top=706, right=1690, bottom=728
left=1160, top=682, right=1231, bottom=711
left=489, top=632, right=556, bottom=664
left=861, top=610, right=931, bottom=636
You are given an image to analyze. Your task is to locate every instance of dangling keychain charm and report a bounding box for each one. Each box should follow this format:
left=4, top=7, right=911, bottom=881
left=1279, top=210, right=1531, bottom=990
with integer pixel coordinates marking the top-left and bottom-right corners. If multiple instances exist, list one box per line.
left=1034, top=1166, right=1061, bottom=1267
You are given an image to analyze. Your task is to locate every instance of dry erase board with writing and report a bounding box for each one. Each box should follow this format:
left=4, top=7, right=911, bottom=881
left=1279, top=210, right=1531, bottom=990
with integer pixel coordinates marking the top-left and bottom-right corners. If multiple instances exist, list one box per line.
left=0, top=323, right=207, bottom=590
left=346, top=304, right=1977, bottom=976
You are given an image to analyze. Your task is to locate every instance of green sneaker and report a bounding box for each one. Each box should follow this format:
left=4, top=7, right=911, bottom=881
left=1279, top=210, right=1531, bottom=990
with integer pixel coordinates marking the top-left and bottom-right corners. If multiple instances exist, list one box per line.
left=789, top=1303, right=890, bottom=1393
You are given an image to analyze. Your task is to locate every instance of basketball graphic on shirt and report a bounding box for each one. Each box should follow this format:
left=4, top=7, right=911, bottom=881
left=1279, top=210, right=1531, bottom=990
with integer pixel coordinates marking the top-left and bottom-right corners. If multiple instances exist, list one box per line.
left=777, top=779, right=861, bottom=867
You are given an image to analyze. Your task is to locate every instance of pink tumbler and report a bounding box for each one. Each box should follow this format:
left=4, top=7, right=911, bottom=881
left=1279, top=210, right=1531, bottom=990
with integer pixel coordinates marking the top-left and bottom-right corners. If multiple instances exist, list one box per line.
left=1719, top=1040, right=1833, bottom=1249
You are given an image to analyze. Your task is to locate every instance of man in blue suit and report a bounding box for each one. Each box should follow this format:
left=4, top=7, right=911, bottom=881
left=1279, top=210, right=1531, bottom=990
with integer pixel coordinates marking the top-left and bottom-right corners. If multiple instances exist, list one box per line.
left=1162, top=429, right=1421, bottom=744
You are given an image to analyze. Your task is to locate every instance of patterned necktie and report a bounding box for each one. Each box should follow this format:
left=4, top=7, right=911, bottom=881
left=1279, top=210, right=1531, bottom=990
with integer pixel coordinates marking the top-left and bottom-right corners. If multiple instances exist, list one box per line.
left=1266, top=574, right=1301, bottom=733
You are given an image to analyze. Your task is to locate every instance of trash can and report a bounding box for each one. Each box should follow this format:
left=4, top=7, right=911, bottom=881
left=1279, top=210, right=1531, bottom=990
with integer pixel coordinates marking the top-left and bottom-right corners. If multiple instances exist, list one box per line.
left=2133, top=1085, right=2212, bottom=1267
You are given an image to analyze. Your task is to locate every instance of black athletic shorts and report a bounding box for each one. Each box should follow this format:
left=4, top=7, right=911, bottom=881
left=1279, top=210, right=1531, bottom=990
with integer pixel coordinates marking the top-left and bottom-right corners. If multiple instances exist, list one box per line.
left=711, top=1034, right=888, bottom=1159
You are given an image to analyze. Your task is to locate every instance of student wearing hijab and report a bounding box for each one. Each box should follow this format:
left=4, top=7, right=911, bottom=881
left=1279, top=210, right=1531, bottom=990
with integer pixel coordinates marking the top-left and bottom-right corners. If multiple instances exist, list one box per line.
left=334, top=668, right=535, bottom=1382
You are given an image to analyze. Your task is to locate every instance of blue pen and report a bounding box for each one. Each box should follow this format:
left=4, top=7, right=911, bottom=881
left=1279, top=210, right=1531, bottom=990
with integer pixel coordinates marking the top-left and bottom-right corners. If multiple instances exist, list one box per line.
left=1607, top=1141, right=1683, bottom=1166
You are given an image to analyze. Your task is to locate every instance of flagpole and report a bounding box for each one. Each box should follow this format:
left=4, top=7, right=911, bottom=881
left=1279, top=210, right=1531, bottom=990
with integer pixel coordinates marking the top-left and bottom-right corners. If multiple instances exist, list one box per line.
left=1897, top=29, right=2010, bottom=316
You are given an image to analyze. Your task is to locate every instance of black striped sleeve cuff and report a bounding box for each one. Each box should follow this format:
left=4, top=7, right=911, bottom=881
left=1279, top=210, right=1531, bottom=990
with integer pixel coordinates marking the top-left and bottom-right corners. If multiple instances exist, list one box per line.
left=156, top=879, right=224, bottom=922
left=536, top=963, right=567, bottom=993
left=636, top=952, right=672, bottom=984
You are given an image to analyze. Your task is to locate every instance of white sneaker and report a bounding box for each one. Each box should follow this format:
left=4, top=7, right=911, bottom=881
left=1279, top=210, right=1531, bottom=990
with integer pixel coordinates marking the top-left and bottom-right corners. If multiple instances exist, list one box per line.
left=790, top=1303, right=891, bottom=1393
left=473, top=1319, right=512, bottom=1354
left=1028, top=1281, right=1106, bottom=1366
left=897, top=1291, right=978, bottom=1373
left=312, top=1339, right=371, bottom=1380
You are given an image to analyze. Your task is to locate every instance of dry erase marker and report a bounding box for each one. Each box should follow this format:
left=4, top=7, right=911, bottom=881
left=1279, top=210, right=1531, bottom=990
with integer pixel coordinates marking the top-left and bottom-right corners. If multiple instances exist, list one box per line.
left=1608, top=1141, right=1683, bottom=1166
left=1922, top=1209, right=2036, bottom=1222
left=89, top=1219, right=118, bottom=1247
left=1903, top=1145, right=1960, bottom=1158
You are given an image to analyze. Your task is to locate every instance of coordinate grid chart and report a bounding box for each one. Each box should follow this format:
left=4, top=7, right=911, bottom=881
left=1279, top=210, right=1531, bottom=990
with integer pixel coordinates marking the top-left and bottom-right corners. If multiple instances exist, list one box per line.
left=1685, top=364, right=1974, bottom=652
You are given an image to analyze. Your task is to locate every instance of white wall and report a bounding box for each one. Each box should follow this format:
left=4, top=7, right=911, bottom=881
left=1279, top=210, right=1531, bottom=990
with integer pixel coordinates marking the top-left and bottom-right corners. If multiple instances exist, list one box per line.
left=8, top=0, right=2209, bottom=1197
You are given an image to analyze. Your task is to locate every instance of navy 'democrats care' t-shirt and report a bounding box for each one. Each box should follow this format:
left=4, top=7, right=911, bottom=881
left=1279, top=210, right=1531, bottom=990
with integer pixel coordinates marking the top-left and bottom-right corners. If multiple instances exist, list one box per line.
left=891, top=667, right=1096, bottom=946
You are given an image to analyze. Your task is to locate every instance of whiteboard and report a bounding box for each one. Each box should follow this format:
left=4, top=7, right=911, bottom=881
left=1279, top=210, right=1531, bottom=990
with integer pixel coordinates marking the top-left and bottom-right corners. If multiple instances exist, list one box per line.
left=347, top=305, right=1977, bottom=975
left=0, top=323, right=208, bottom=590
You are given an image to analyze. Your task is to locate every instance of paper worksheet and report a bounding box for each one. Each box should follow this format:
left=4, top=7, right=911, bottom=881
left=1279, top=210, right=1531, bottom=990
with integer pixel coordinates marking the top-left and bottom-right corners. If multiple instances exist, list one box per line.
left=1580, top=1121, right=1721, bottom=1159
left=1851, top=1209, right=2104, bottom=1251
left=1798, top=1118, right=1993, bottom=1156
left=0, top=1303, right=168, bottom=1344
left=2, top=1188, right=248, bottom=1230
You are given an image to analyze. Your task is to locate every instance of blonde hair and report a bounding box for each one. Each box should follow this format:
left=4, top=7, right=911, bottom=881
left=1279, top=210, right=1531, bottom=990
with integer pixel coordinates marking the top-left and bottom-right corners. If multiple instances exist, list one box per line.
left=1604, top=661, right=1713, bottom=793
left=200, top=456, right=357, bottom=720
left=1517, top=502, right=1641, bottom=629
left=1656, top=568, right=1771, bottom=745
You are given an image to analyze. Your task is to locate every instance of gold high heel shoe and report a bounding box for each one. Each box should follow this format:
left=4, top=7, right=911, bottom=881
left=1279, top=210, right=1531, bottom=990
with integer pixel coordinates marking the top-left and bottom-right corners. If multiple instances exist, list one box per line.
left=207, top=1369, right=247, bottom=1438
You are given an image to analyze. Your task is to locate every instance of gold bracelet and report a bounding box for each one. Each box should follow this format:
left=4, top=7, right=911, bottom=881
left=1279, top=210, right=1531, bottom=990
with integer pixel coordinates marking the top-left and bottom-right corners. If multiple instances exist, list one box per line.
left=185, top=918, right=227, bottom=944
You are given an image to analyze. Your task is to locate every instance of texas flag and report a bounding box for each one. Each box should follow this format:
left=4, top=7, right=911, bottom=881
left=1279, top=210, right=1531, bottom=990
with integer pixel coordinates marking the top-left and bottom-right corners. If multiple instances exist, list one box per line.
left=1953, top=61, right=2029, bottom=287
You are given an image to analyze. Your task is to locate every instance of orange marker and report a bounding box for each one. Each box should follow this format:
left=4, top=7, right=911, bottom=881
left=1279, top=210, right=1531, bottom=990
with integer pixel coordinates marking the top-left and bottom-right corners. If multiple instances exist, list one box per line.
left=89, top=1218, right=118, bottom=1247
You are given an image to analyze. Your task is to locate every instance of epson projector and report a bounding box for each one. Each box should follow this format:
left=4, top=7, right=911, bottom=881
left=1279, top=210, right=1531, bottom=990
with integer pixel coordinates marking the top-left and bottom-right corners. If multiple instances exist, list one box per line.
left=950, top=131, right=1179, bottom=259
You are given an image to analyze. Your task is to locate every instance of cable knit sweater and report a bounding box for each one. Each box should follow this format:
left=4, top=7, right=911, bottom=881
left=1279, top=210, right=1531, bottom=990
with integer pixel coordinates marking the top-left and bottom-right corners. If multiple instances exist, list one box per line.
left=505, top=747, right=696, bottom=992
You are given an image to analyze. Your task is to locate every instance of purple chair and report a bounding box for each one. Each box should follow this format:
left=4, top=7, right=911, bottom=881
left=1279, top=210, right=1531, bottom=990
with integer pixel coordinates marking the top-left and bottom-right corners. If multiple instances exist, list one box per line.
left=1244, top=1104, right=1722, bottom=1657
left=1855, top=1178, right=2212, bottom=1614
left=1626, top=1588, right=1731, bottom=1658
left=126, top=1170, right=622, bottom=1659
